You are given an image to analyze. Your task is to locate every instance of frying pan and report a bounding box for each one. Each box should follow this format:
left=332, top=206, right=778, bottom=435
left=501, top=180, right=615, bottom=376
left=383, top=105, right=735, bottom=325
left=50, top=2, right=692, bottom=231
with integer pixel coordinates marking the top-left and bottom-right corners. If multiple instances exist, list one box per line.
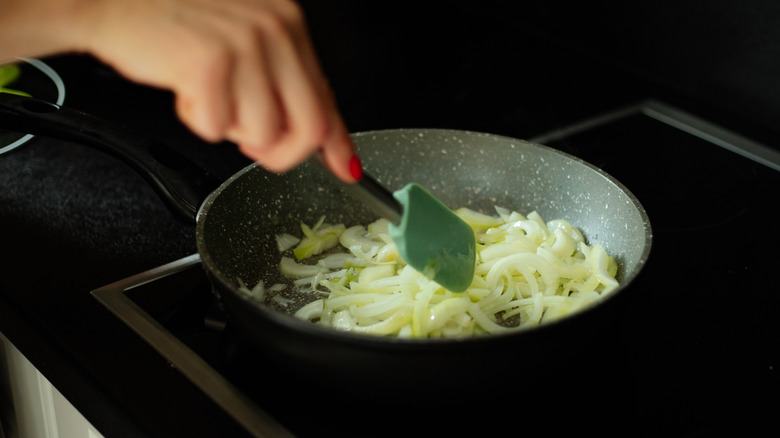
left=0, top=93, right=652, bottom=395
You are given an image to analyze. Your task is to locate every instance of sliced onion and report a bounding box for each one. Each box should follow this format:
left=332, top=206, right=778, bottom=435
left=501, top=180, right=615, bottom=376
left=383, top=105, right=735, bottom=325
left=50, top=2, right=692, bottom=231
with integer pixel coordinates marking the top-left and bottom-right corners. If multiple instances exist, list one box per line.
left=267, top=210, right=618, bottom=338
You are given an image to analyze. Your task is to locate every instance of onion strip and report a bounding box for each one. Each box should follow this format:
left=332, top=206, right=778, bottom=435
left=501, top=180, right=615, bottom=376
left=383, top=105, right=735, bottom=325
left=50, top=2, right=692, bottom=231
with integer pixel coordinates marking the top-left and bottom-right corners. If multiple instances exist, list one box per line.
left=260, top=207, right=619, bottom=338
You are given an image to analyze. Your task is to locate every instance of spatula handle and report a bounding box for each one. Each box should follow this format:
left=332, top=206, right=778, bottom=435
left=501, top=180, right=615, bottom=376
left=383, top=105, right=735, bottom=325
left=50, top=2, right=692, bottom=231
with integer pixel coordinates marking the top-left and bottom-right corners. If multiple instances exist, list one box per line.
left=353, top=172, right=403, bottom=224
left=312, top=155, right=402, bottom=224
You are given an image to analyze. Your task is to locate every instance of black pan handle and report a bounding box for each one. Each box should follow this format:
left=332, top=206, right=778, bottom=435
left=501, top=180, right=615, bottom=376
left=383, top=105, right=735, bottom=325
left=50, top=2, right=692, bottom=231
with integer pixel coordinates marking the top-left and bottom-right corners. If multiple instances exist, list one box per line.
left=0, top=92, right=221, bottom=223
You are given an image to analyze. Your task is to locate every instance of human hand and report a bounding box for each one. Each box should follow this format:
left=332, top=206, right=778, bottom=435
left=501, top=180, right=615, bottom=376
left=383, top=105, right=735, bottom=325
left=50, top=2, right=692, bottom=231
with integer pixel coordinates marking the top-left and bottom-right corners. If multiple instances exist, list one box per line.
left=2, top=0, right=359, bottom=182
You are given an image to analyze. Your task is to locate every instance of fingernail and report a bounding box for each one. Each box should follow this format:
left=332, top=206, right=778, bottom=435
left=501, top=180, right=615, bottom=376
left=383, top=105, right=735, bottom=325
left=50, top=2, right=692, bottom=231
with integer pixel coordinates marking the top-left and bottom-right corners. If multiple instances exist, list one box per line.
left=349, top=155, right=363, bottom=180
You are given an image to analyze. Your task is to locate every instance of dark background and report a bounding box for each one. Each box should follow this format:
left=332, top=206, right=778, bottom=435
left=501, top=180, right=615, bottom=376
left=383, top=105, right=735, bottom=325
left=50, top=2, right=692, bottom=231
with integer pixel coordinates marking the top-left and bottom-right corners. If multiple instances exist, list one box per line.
left=302, top=0, right=780, bottom=147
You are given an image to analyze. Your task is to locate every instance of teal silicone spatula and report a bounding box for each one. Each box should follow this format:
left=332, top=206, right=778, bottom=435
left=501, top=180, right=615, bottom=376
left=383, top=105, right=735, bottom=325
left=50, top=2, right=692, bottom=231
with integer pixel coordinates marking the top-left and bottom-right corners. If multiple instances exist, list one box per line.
left=334, top=165, right=476, bottom=292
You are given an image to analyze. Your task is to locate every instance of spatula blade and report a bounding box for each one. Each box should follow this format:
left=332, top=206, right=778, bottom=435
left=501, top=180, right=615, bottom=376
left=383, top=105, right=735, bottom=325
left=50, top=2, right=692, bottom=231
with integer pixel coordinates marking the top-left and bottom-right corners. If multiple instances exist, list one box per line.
left=388, top=183, right=476, bottom=292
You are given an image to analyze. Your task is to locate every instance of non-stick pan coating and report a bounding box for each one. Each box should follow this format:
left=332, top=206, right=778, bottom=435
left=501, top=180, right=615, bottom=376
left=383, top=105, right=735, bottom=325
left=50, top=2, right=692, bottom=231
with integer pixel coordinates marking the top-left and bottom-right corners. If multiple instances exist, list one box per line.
left=196, top=129, right=652, bottom=394
left=199, top=129, right=650, bottom=303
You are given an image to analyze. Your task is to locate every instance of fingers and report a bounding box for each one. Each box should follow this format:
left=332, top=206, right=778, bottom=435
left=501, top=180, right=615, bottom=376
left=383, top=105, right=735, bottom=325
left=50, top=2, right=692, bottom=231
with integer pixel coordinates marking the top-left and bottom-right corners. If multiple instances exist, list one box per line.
left=227, top=3, right=358, bottom=182
left=222, top=14, right=286, bottom=149
left=168, top=3, right=285, bottom=148
left=230, top=5, right=325, bottom=162
left=319, top=119, right=360, bottom=182
left=81, top=0, right=357, bottom=181
left=172, top=41, right=234, bottom=144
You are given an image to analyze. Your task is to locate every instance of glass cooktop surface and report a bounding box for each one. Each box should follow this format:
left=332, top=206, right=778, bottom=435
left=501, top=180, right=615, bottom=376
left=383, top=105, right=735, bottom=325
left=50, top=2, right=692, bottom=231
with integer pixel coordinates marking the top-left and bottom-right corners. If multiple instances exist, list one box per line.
left=92, top=100, right=780, bottom=437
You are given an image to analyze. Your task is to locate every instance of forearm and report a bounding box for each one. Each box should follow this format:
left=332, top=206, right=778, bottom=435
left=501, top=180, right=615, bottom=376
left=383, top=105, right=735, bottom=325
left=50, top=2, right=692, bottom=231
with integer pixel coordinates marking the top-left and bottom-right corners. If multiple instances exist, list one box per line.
left=0, top=0, right=95, bottom=63
left=0, top=0, right=357, bottom=181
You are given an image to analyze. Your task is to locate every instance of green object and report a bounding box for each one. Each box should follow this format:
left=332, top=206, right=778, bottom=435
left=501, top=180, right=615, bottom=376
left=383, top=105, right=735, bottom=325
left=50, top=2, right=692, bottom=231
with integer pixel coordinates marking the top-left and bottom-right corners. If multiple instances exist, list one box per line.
left=0, top=65, right=21, bottom=86
left=388, top=183, right=476, bottom=292
left=0, top=64, right=31, bottom=97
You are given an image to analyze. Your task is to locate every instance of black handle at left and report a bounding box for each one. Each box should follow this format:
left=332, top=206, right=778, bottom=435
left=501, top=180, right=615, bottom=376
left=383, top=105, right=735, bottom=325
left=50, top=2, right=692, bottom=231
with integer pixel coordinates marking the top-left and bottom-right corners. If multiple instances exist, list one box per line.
left=0, top=92, right=221, bottom=223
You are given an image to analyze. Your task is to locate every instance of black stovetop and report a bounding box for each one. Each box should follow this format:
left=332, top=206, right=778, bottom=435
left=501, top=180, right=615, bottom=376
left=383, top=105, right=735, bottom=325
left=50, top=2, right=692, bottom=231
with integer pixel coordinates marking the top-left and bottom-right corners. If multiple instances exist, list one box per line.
left=91, top=101, right=780, bottom=437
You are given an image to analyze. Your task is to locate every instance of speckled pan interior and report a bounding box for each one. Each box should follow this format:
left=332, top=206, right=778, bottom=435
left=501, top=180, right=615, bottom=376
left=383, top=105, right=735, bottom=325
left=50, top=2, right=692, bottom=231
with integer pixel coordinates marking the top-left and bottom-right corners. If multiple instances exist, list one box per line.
left=196, top=129, right=652, bottom=318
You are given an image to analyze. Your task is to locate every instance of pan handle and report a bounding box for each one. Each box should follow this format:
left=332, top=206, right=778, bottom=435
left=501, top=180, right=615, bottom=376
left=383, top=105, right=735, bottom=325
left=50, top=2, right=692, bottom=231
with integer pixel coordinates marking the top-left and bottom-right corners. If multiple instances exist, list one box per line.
left=0, top=92, right=221, bottom=223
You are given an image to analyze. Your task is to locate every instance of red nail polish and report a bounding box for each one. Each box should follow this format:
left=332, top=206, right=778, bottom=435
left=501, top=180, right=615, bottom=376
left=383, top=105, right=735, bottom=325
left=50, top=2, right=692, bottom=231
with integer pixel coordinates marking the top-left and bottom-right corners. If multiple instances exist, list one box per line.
left=349, top=155, right=363, bottom=180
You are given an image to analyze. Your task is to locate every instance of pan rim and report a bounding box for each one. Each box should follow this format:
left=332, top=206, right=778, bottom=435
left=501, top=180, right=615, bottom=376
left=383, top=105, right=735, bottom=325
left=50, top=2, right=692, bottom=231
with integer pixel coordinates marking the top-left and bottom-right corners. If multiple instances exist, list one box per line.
left=196, top=128, right=653, bottom=346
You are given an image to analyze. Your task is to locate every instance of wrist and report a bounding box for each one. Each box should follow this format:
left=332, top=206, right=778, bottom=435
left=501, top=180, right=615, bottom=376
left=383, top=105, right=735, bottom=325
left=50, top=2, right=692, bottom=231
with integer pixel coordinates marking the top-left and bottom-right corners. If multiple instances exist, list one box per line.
left=0, top=0, right=102, bottom=62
